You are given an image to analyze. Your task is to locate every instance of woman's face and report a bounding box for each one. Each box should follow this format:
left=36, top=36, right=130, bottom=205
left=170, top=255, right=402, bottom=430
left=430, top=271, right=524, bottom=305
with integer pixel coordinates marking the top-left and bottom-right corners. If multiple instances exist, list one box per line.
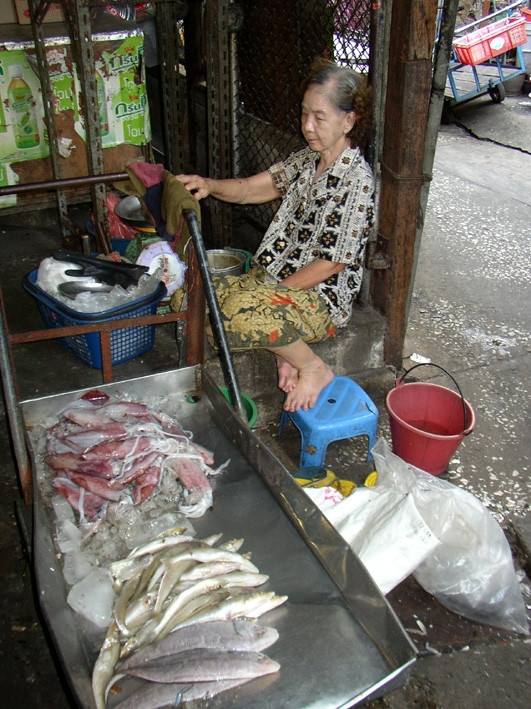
left=301, top=83, right=355, bottom=157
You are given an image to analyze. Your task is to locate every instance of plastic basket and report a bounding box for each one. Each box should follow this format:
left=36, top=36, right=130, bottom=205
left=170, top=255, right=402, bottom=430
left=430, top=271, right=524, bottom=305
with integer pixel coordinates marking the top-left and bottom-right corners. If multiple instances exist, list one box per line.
left=23, top=270, right=167, bottom=369
left=453, top=15, right=526, bottom=65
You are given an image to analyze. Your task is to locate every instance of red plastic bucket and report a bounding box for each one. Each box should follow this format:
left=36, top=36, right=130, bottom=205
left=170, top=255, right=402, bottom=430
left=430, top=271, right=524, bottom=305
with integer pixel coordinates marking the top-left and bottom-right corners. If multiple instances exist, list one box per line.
left=385, top=364, right=476, bottom=476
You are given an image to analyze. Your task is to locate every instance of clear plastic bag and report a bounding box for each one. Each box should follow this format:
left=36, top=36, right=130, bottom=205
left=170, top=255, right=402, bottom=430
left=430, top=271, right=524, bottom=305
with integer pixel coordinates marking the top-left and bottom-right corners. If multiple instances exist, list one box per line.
left=372, top=438, right=529, bottom=635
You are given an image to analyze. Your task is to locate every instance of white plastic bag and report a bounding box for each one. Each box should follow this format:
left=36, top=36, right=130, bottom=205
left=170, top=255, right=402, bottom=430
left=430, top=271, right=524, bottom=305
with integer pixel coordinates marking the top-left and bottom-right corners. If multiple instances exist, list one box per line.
left=372, top=437, right=529, bottom=635
left=304, top=483, right=441, bottom=595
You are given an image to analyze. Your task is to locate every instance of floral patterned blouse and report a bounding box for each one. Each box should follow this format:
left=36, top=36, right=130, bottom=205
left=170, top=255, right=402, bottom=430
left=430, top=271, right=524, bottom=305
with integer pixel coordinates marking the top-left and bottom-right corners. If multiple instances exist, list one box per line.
left=253, top=146, right=374, bottom=327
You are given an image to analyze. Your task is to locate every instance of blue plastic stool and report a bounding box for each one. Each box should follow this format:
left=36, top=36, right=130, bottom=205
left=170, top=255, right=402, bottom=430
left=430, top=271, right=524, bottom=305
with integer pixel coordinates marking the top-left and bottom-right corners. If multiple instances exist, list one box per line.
left=278, top=376, right=379, bottom=469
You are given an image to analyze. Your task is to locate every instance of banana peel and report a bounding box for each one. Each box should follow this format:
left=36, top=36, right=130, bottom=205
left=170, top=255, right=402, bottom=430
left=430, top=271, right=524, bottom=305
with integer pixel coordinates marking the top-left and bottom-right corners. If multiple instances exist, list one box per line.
left=294, top=466, right=378, bottom=497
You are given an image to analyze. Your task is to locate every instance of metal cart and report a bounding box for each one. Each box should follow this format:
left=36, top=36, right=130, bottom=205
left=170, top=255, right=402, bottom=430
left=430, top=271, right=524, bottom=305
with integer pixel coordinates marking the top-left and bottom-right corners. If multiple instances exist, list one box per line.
left=443, top=1, right=527, bottom=123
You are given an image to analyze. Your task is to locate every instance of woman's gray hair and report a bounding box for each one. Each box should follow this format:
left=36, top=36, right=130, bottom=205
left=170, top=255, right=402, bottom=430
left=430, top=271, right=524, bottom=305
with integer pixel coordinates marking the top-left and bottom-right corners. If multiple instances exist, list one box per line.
left=301, top=57, right=373, bottom=148
left=304, top=62, right=364, bottom=113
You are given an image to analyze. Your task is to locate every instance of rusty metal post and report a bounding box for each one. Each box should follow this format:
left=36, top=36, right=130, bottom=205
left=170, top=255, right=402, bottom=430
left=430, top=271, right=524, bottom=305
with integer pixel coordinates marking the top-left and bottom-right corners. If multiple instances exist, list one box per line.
left=29, top=0, right=79, bottom=250
left=155, top=0, right=186, bottom=174
left=0, top=291, right=33, bottom=505
left=205, top=0, right=233, bottom=247
left=370, top=0, right=439, bottom=369
left=63, top=0, right=111, bottom=254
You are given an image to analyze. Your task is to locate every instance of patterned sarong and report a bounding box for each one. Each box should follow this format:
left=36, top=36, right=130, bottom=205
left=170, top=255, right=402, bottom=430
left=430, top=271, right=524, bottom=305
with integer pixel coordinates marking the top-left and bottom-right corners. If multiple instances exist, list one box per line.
left=212, top=268, right=337, bottom=350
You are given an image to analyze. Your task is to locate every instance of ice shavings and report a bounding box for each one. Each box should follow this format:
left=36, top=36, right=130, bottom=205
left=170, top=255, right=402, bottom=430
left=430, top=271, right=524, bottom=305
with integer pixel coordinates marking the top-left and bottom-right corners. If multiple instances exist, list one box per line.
left=67, top=568, right=115, bottom=628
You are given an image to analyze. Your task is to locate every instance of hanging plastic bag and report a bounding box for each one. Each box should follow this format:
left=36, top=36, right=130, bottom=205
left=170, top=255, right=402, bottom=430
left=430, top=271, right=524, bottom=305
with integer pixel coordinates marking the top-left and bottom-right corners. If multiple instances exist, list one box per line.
left=372, top=437, right=529, bottom=635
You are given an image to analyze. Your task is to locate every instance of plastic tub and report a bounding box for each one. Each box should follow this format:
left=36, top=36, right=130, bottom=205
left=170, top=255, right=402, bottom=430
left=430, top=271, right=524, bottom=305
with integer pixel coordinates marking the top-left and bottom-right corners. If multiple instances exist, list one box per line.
left=23, top=270, right=166, bottom=369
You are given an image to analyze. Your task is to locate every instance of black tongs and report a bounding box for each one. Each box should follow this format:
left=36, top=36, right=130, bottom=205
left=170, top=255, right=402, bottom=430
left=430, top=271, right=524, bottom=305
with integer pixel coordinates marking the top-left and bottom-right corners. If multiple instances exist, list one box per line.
left=53, top=250, right=149, bottom=289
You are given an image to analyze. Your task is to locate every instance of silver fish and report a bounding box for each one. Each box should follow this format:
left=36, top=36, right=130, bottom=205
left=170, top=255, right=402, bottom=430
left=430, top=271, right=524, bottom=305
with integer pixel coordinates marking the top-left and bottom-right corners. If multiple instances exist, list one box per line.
left=118, top=590, right=231, bottom=660
left=124, top=648, right=281, bottom=683
left=113, top=677, right=252, bottom=708
left=118, top=619, right=279, bottom=671
left=178, top=559, right=240, bottom=582
left=218, top=537, right=245, bottom=552
left=174, top=591, right=288, bottom=630
left=154, top=558, right=198, bottom=615
left=92, top=620, right=121, bottom=709
left=114, top=571, right=142, bottom=637
left=152, top=572, right=270, bottom=642
left=127, top=533, right=196, bottom=559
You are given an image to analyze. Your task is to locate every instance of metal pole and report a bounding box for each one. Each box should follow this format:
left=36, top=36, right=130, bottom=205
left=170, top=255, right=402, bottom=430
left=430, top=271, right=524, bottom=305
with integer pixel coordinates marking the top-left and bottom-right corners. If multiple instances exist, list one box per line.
left=0, top=172, right=129, bottom=197
left=183, top=209, right=248, bottom=424
left=0, top=291, right=33, bottom=505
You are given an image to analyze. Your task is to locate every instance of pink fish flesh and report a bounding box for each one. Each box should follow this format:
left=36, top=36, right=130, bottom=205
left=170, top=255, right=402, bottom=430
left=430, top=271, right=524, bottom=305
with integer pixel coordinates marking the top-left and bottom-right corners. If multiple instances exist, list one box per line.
left=132, top=466, right=162, bottom=506
left=60, top=423, right=129, bottom=452
left=66, top=471, right=125, bottom=502
left=52, top=477, right=105, bottom=518
left=45, top=453, right=116, bottom=479
left=168, top=457, right=212, bottom=493
left=45, top=395, right=221, bottom=520
left=114, top=452, right=162, bottom=486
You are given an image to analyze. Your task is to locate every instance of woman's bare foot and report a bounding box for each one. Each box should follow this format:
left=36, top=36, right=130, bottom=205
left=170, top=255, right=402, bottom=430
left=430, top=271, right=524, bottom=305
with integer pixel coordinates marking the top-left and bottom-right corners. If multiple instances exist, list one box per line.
left=274, top=354, right=299, bottom=393
left=283, top=360, right=334, bottom=412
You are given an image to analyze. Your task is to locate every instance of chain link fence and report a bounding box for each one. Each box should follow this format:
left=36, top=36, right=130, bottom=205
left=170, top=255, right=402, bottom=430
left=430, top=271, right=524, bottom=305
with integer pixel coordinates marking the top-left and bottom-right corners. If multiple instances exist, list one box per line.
left=232, top=0, right=372, bottom=229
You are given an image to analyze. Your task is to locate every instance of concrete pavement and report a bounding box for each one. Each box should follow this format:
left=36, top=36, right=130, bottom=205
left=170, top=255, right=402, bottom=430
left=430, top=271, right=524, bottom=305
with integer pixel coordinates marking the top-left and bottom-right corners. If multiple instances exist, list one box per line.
left=366, top=93, right=531, bottom=707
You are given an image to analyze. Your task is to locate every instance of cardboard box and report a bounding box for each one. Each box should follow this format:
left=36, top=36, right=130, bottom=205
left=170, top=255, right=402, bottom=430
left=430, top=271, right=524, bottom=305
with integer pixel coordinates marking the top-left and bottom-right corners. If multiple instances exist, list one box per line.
left=0, top=1, right=18, bottom=25
left=14, top=0, right=65, bottom=25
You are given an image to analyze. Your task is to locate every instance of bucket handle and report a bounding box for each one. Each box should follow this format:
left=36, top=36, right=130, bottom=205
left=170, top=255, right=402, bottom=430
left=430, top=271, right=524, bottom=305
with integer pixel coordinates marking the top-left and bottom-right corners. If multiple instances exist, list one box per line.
left=398, top=363, right=471, bottom=435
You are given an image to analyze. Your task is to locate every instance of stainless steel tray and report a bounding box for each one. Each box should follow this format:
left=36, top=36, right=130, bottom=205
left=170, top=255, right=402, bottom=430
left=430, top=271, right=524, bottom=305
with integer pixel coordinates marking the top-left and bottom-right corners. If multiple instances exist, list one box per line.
left=21, top=366, right=416, bottom=708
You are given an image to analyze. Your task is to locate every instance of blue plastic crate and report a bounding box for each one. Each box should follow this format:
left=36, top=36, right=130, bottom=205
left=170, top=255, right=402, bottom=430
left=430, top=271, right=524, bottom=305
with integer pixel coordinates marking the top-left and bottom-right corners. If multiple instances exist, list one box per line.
left=23, top=270, right=167, bottom=369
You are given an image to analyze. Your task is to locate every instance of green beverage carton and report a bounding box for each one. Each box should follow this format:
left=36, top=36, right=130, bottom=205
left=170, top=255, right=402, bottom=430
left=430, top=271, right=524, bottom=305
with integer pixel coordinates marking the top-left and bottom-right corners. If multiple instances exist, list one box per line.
left=7, top=64, right=40, bottom=149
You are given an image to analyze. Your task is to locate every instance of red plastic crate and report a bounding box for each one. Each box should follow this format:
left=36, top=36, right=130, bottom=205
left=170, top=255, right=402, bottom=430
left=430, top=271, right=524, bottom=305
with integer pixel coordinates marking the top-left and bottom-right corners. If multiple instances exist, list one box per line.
left=453, top=15, right=526, bottom=65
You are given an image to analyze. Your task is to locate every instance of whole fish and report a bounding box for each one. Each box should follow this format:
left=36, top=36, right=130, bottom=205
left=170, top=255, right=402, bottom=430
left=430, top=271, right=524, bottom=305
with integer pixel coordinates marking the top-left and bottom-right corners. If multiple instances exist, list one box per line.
left=174, top=591, right=288, bottom=630
left=118, top=619, right=279, bottom=671
left=92, top=620, right=121, bottom=709
left=114, top=572, right=143, bottom=637
left=123, top=648, right=280, bottom=683
left=113, top=677, right=252, bottom=709
left=118, top=590, right=231, bottom=660
left=152, top=572, right=270, bottom=642
left=127, top=533, right=196, bottom=560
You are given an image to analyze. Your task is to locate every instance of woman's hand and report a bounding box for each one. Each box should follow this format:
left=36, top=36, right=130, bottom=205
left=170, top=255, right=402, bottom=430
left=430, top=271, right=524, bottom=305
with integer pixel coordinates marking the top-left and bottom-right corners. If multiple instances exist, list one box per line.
left=174, top=174, right=211, bottom=200
left=175, top=170, right=280, bottom=205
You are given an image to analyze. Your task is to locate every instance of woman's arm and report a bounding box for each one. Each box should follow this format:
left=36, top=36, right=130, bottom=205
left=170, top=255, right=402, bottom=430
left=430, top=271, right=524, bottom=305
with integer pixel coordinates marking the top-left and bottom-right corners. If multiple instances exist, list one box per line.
left=174, top=170, right=280, bottom=204
left=280, top=259, right=345, bottom=289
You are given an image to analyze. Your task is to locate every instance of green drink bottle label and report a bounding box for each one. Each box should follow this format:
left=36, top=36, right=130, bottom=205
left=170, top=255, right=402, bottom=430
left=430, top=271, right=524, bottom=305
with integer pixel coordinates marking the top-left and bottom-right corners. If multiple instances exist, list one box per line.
left=8, top=65, right=40, bottom=149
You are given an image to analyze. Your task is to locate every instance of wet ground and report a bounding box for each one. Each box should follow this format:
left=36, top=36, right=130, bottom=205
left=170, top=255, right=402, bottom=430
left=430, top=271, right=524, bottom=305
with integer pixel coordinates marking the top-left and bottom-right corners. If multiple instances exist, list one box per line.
left=0, top=92, right=530, bottom=706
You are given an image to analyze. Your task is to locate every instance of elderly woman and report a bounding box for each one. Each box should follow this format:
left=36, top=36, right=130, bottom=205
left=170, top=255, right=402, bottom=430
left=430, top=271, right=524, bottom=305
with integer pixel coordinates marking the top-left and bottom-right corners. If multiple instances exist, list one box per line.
left=175, top=57, right=374, bottom=413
